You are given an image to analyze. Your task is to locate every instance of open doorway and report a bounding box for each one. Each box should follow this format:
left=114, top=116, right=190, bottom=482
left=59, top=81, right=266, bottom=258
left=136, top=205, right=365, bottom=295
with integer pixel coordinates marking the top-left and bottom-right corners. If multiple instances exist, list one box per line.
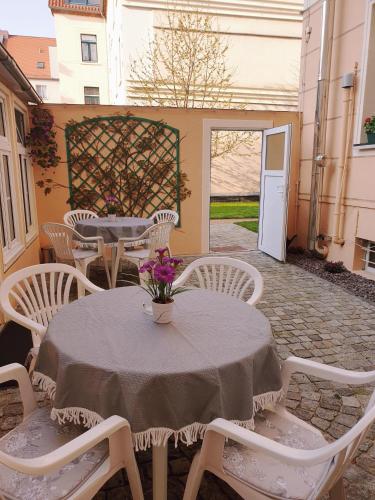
left=209, top=129, right=263, bottom=253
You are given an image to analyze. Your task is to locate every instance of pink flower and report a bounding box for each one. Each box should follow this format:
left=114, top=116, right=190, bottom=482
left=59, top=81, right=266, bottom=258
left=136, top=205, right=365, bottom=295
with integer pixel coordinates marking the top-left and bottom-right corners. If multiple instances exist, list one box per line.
left=153, top=264, right=175, bottom=284
left=139, top=260, right=156, bottom=273
left=155, top=247, right=168, bottom=257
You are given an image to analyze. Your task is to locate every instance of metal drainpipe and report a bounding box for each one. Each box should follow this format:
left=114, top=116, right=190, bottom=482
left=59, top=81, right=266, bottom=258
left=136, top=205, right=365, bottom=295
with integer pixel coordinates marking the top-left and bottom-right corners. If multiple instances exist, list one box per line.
left=307, top=0, right=336, bottom=253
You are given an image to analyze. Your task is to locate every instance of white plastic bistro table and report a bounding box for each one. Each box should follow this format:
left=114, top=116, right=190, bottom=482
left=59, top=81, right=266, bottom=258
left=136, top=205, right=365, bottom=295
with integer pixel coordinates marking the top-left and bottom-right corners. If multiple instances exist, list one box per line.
left=75, top=216, right=152, bottom=287
left=34, top=287, right=283, bottom=500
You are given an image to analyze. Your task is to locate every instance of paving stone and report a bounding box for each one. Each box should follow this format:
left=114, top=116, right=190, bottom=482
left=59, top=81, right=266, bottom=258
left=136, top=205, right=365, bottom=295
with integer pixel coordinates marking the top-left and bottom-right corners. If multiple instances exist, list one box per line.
left=311, top=416, right=330, bottom=431
left=342, top=396, right=361, bottom=408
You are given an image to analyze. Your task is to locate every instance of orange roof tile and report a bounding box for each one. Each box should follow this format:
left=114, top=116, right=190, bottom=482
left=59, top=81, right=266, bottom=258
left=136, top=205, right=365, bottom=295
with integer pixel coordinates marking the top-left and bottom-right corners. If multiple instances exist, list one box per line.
left=5, top=35, right=56, bottom=80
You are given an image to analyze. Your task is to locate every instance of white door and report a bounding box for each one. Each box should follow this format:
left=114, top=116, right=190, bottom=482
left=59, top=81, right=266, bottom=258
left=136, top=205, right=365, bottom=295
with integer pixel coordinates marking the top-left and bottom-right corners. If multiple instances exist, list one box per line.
left=258, top=124, right=291, bottom=261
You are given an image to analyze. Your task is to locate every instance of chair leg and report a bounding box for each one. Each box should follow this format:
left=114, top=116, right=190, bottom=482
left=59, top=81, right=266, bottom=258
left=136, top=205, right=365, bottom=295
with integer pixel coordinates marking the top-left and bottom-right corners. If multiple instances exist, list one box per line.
left=126, top=461, right=144, bottom=500
left=75, top=260, right=87, bottom=297
left=112, top=253, right=121, bottom=289
left=329, top=478, right=346, bottom=500
left=102, top=256, right=112, bottom=289
left=183, top=455, right=204, bottom=500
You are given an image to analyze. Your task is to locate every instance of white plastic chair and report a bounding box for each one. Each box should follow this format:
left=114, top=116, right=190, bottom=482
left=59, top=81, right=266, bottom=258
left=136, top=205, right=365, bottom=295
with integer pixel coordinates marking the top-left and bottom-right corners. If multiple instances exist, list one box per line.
left=183, top=356, right=375, bottom=500
left=0, top=263, right=104, bottom=353
left=150, top=209, right=179, bottom=226
left=0, top=363, right=144, bottom=500
left=42, top=222, right=111, bottom=289
left=173, top=256, right=264, bottom=306
left=112, top=221, right=174, bottom=287
left=63, top=209, right=98, bottom=228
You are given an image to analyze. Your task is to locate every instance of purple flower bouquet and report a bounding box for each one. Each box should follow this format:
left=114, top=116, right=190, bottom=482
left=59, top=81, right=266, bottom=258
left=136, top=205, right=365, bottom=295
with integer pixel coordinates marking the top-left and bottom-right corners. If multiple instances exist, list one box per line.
left=139, top=248, right=185, bottom=322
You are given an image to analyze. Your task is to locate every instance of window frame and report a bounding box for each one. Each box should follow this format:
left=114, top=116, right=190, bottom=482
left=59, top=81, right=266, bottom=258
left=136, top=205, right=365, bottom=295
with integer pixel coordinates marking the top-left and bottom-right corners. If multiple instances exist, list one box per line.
left=354, top=0, right=375, bottom=152
left=81, top=34, right=98, bottom=63
left=14, top=105, right=37, bottom=243
left=0, top=93, right=23, bottom=266
left=84, top=86, right=100, bottom=104
left=35, top=84, right=47, bottom=100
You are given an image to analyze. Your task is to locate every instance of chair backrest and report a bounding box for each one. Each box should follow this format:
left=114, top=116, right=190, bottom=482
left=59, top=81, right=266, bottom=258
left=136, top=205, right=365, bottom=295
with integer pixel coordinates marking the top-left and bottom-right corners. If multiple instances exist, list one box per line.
left=176, top=256, right=264, bottom=305
left=152, top=210, right=179, bottom=226
left=0, top=263, right=93, bottom=332
left=64, top=209, right=98, bottom=228
left=42, top=223, right=76, bottom=261
left=146, top=221, right=174, bottom=258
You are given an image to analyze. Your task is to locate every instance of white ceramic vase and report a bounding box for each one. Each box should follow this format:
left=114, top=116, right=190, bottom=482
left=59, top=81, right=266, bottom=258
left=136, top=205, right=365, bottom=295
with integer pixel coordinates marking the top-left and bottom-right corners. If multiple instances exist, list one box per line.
left=108, top=214, right=117, bottom=221
left=151, top=300, right=174, bottom=324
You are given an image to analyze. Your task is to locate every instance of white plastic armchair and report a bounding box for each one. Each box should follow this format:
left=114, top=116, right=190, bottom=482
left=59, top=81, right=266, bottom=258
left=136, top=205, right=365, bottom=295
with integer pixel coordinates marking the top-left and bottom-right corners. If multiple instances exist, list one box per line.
left=174, top=256, right=264, bottom=306
left=183, top=356, right=375, bottom=500
left=0, top=363, right=144, bottom=500
left=0, top=263, right=104, bottom=352
left=43, top=222, right=111, bottom=288
left=112, top=221, right=174, bottom=287
left=150, top=209, right=179, bottom=226
left=63, top=209, right=98, bottom=228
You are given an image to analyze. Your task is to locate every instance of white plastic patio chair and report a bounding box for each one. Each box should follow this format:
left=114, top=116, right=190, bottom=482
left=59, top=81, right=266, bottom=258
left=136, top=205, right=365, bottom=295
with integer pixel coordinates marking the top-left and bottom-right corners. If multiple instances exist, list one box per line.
left=0, top=263, right=104, bottom=370
left=42, top=222, right=111, bottom=289
left=112, top=221, right=174, bottom=287
left=173, top=256, right=264, bottom=306
left=0, top=363, right=144, bottom=500
left=183, top=355, right=375, bottom=500
left=63, top=209, right=98, bottom=228
left=150, top=209, right=179, bottom=226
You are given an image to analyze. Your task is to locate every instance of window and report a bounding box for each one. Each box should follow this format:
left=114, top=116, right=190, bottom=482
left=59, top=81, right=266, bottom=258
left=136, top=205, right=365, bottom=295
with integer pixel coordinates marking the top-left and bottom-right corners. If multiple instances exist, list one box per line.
left=0, top=100, right=5, bottom=137
left=36, top=61, right=45, bottom=69
left=15, top=109, right=26, bottom=146
left=14, top=108, right=35, bottom=238
left=357, top=1, right=375, bottom=144
left=84, top=86, right=100, bottom=104
left=35, top=84, right=47, bottom=100
left=65, top=0, right=100, bottom=5
left=81, top=34, right=98, bottom=63
left=0, top=153, right=18, bottom=253
left=365, top=241, right=375, bottom=273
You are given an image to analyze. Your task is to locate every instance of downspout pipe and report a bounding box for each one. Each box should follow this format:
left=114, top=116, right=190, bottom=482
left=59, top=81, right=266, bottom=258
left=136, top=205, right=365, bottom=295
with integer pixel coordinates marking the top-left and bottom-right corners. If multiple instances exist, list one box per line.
left=307, top=0, right=336, bottom=254
left=0, top=43, right=42, bottom=104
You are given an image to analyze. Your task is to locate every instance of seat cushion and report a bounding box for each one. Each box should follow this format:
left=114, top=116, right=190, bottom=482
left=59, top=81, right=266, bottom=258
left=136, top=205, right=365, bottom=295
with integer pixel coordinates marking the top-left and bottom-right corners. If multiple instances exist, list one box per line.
left=124, top=248, right=149, bottom=259
left=72, top=248, right=99, bottom=260
left=0, top=407, right=108, bottom=500
left=223, top=410, right=333, bottom=500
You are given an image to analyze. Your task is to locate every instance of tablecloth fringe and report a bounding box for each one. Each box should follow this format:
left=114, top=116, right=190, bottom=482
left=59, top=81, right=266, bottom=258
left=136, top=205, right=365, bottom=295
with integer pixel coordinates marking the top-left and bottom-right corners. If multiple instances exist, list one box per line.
left=32, top=371, right=56, bottom=400
left=132, top=419, right=255, bottom=452
left=253, top=388, right=285, bottom=414
left=32, top=370, right=284, bottom=451
left=51, top=406, right=104, bottom=428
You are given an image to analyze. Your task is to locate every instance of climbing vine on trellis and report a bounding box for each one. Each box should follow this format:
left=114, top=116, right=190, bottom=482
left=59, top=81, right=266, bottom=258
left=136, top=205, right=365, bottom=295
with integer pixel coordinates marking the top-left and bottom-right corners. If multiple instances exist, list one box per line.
left=65, top=113, right=190, bottom=219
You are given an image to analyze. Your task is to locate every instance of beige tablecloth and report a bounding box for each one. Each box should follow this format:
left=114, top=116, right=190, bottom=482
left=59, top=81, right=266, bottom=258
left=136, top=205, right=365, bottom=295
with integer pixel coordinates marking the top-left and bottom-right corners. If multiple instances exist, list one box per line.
left=34, top=287, right=283, bottom=450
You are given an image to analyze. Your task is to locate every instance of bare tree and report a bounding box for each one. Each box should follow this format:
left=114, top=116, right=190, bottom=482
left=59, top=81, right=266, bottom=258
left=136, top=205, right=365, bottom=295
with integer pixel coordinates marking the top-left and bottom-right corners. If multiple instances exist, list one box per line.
left=129, top=2, right=234, bottom=109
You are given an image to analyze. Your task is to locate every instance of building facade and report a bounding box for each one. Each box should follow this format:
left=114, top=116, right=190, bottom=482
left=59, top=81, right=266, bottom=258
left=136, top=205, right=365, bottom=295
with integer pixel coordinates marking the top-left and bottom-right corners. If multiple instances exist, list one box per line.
left=49, top=0, right=303, bottom=110
left=49, top=0, right=109, bottom=104
left=1, top=32, right=60, bottom=103
left=296, top=0, right=375, bottom=273
left=0, top=43, right=41, bottom=280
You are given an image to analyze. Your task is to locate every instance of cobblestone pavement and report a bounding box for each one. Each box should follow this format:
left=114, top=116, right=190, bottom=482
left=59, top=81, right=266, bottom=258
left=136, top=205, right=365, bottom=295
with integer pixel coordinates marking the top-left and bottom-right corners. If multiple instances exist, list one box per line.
left=210, top=221, right=257, bottom=252
left=1, top=223, right=375, bottom=499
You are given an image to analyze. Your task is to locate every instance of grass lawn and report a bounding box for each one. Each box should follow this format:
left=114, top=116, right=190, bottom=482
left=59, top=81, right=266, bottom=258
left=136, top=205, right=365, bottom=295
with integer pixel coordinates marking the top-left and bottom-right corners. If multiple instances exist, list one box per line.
left=235, top=220, right=259, bottom=233
left=210, top=201, right=259, bottom=219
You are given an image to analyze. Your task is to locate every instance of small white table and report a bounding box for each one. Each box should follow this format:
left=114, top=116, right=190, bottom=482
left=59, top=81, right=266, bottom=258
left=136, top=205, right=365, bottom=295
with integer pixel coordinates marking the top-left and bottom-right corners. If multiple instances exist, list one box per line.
left=75, top=216, right=152, bottom=286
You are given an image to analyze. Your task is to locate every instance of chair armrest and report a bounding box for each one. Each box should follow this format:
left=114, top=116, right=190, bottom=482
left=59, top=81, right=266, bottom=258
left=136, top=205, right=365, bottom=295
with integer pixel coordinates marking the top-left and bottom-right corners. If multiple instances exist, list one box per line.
left=0, top=364, right=37, bottom=416
left=207, top=418, right=340, bottom=468
left=172, top=268, right=190, bottom=289
left=282, top=356, right=375, bottom=391
left=0, top=415, right=129, bottom=475
left=78, top=273, right=104, bottom=294
left=1, top=299, right=47, bottom=341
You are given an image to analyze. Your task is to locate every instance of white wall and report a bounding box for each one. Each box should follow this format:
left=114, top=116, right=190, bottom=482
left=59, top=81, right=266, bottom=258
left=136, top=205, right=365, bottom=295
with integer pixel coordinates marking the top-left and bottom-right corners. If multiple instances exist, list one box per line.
left=30, top=79, right=61, bottom=103
left=54, top=13, right=109, bottom=104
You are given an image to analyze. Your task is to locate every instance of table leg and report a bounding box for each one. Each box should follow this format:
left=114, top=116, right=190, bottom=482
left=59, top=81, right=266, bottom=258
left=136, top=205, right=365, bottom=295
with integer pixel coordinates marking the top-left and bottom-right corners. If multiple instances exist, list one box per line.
left=152, top=443, right=168, bottom=500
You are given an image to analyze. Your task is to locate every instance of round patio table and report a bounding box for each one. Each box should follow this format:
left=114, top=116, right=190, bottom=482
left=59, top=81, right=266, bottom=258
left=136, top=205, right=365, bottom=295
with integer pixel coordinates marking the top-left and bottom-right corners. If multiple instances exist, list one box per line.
left=75, top=216, right=153, bottom=287
left=75, top=216, right=152, bottom=245
left=34, top=287, right=282, bottom=500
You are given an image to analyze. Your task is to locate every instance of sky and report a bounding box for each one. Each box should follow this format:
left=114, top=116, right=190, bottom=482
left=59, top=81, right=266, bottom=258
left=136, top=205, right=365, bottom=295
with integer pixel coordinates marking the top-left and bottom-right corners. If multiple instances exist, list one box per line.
left=1, top=0, right=55, bottom=38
